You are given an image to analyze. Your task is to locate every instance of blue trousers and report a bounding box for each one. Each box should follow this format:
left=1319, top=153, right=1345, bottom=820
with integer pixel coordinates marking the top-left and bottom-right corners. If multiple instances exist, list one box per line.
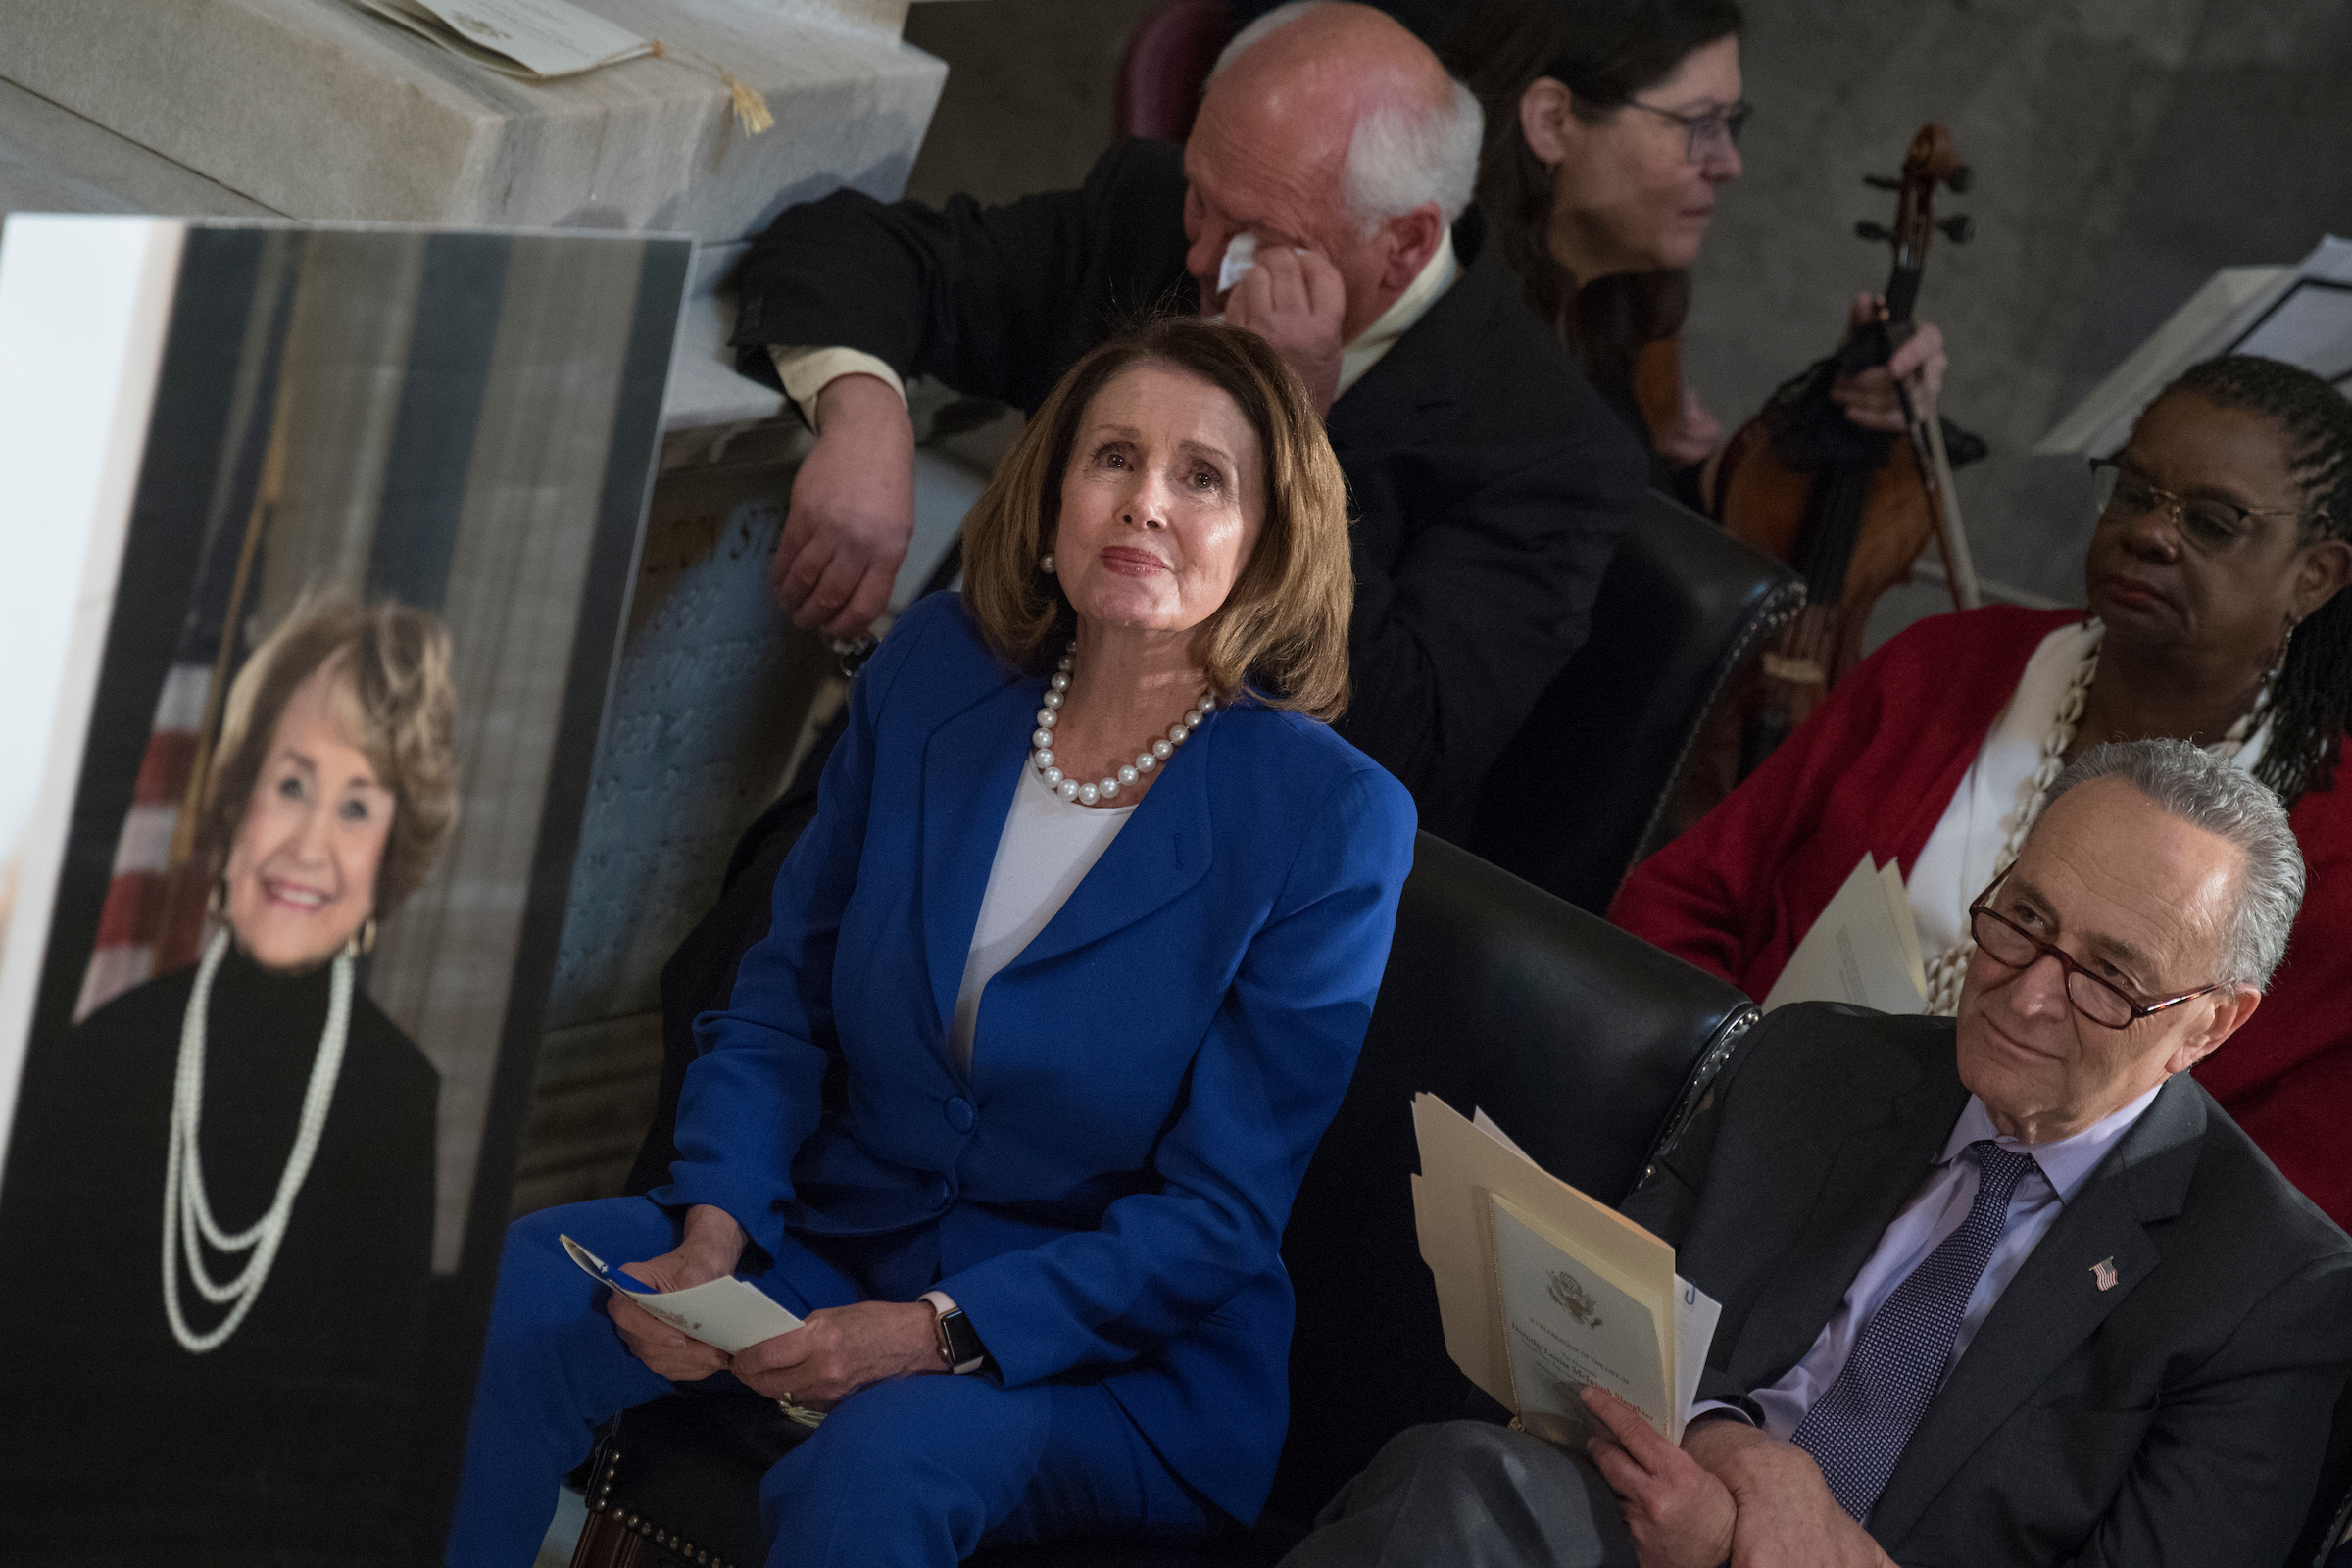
left=445, top=1199, right=1213, bottom=1567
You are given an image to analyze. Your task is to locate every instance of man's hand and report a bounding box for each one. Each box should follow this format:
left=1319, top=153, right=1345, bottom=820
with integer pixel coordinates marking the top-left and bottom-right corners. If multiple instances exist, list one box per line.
left=1828, top=292, right=1947, bottom=435
left=1680, top=1416, right=1897, bottom=1568
left=609, top=1204, right=748, bottom=1383
left=1583, top=1388, right=1736, bottom=1568
left=731, top=1300, right=944, bottom=1407
left=773, top=372, right=914, bottom=638
left=1220, top=244, right=1348, bottom=416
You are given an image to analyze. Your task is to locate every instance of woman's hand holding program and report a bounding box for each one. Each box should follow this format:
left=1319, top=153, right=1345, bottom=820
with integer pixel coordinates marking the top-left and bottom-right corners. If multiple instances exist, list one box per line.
left=610, top=1203, right=748, bottom=1382
left=730, top=1300, right=945, bottom=1408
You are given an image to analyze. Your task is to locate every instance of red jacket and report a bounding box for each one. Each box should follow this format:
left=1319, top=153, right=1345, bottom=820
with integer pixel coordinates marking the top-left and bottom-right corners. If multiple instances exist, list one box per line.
left=1611, top=604, right=2352, bottom=1230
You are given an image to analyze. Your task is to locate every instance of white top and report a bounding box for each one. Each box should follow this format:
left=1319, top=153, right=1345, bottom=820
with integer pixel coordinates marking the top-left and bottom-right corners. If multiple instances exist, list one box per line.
left=1903, top=620, right=2268, bottom=962
left=949, top=766, right=1135, bottom=1069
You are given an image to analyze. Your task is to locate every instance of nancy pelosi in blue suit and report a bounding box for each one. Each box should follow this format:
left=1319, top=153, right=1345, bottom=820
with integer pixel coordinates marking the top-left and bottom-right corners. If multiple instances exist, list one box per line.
left=447, top=318, right=1417, bottom=1566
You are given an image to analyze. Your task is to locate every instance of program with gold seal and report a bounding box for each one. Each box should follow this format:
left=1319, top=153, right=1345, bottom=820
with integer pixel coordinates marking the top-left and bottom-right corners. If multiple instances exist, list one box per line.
left=1411, top=1095, right=1720, bottom=1447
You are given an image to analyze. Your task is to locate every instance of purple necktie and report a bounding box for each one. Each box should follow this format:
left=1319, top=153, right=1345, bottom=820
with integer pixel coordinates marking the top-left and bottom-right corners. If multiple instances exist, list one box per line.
left=1790, top=1140, right=2039, bottom=1522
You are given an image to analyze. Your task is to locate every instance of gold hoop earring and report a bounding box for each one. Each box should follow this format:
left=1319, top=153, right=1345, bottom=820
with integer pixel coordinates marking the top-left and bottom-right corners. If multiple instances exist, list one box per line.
left=345, top=916, right=377, bottom=959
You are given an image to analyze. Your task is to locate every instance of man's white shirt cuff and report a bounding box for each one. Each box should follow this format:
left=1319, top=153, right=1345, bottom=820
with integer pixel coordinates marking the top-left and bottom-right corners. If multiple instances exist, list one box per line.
left=769, top=346, right=907, bottom=431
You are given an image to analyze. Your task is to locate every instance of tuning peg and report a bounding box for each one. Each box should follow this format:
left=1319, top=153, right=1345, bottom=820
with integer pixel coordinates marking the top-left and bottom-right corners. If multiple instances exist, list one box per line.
left=1944, top=165, right=1974, bottom=194
left=1938, top=214, right=1976, bottom=243
left=1863, top=174, right=1902, bottom=190
left=1855, top=220, right=1894, bottom=243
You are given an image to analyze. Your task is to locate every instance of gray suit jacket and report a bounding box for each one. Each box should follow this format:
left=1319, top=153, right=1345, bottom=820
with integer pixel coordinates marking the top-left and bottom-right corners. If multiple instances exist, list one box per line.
left=1623, top=1002, right=2352, bottom=1567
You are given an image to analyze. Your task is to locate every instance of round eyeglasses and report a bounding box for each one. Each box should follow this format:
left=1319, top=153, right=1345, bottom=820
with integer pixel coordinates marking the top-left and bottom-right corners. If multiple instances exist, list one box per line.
left=1622, top=98, right=1752, bottom=166
left=1967, top=880, right=2227, bottom=1029
left=2088, top=457, right=2303, bottom=556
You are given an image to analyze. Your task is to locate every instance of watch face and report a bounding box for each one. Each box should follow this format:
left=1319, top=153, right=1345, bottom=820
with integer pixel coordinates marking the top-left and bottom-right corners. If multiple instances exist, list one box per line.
left=941, top=1309, right=986, bottom=1368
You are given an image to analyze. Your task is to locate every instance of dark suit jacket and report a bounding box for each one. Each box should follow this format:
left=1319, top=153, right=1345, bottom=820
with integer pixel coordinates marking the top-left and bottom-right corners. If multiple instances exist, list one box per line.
left=1623, top=1002, right=2352, bottom=1566
left=731, top=138, right=1647, bottom=841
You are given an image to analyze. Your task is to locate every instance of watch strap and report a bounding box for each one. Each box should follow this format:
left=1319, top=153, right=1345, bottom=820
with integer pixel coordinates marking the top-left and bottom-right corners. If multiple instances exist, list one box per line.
left=921, top=1290, right=988, bottom=1374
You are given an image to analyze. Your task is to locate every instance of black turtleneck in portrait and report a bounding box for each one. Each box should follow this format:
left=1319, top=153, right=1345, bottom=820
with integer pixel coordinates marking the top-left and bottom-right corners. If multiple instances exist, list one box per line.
left=0, top=943, right=438, bottom=1565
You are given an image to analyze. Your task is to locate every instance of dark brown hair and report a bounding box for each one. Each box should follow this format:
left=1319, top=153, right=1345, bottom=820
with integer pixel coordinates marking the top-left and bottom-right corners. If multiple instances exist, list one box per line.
left=1443, top=0, right=1743, bottom=398
left=200, top=598, right=459, bottom=915
left=960, top=317, right=1354, bottom=720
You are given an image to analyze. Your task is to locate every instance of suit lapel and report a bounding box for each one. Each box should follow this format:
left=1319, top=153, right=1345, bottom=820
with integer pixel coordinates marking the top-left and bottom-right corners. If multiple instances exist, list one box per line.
left=1731, top=1067, right=1968, bottom=1390
left=1867, top=1078, right=2204, bottom=1544
left=1324, top=216, right=1493, bottom=454
left=917, top=672, right=1030, bottom=1038
left=1003, top=706, right=1218, bottom=974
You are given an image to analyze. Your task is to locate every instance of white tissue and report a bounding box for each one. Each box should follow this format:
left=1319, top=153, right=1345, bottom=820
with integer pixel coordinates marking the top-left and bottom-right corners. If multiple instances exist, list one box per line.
left=1216, top=232, right=1258, bottom=296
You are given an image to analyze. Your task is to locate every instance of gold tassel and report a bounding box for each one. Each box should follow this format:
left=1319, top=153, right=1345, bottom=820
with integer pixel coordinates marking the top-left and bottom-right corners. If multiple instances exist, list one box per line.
left=651, top=40, right=773, bottom=137
left=722, top=70, right=775, bottom=136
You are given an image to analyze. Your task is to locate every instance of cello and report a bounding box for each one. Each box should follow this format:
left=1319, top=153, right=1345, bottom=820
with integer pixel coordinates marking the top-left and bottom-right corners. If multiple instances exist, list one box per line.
left=1712, top=122, right=1984, bottom=771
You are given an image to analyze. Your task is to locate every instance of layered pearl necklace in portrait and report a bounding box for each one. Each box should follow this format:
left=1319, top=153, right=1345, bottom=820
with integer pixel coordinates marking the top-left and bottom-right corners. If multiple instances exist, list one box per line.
left=1030, top=645, right=1216, bottom=807
left=1919, top=618, right=2269, bottom=1015
left=163, top=926, right=353, bottom=1353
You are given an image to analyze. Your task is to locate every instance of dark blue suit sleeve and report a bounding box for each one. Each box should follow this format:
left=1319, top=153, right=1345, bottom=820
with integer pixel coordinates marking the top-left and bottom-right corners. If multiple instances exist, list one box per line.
left=932, top=765, right=1418, bottom=1387
left=649, top=608, right=933, bottom=1259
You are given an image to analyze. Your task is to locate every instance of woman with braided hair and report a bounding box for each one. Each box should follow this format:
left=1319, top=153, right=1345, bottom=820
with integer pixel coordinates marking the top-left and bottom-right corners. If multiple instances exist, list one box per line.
left=1612, top=354, right=2352, bottom=1225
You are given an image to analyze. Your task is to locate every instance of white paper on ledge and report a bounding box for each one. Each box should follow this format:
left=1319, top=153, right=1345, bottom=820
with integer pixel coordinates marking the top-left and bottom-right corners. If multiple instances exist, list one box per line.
left=2037, top=235, right=2352, bottom=458
left=348, top=0, right=653, bottom=79
left=562, top=1234, right=802, bottom=1353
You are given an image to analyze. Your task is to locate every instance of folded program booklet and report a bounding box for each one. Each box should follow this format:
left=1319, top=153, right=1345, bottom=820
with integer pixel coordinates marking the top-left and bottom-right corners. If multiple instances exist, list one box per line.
left=561, top=1234, right=802, bottom=1354
left=1412, top=1097, right=1720, bottom=1448
left=1763, top=854, right=1927, bottom=1016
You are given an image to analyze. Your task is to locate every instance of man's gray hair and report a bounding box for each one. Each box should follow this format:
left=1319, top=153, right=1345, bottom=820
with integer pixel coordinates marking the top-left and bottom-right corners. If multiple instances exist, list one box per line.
left=1209, top=1, right=1483, bottom=232
left=2043, top=738, right=2306, bottom=989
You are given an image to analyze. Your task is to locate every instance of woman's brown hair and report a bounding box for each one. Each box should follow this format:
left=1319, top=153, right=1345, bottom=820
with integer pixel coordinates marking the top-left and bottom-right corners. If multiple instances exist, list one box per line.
left=1443, top=0, right=1742, bottom=400
left=960, top=316, right=1355, bottom=721
left=199, top=597, right=459, bottom=915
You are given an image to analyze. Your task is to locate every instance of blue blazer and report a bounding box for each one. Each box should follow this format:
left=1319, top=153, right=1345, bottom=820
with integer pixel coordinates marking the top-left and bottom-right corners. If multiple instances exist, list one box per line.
left=658, top=593, right=1416, bottom=1521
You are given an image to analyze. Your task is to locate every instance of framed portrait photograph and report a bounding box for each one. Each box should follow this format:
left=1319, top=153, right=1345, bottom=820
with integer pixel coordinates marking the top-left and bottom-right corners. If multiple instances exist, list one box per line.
left=0, top=214, right=688, bottom=1562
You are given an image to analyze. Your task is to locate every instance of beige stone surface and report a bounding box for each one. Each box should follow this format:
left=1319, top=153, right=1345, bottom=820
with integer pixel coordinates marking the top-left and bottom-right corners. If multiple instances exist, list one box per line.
left=0, top=0, right=946, bottom=240
left=0, top=79, right=275, bottom=218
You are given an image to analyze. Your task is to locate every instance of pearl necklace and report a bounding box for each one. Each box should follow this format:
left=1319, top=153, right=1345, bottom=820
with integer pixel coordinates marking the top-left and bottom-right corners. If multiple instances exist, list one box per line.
left=1030, top=646, right=1215, bottom=807
left=1920, top=619, right=2268, bottom=1015
left=163, top=926, right=352, bottom=1353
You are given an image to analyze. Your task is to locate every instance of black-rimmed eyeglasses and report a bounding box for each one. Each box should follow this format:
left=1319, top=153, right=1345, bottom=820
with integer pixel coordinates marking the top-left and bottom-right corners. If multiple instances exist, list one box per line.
left=1967, top=877, right=2228, bottom=1029
left=1622, top=98, right=1752, bottom=165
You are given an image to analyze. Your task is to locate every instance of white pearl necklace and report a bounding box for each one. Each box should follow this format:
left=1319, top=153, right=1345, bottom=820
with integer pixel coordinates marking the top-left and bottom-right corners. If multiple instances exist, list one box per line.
left=1030, top=646, right=1215, bottom=808
left=163, top=926, right=352, bottom=1353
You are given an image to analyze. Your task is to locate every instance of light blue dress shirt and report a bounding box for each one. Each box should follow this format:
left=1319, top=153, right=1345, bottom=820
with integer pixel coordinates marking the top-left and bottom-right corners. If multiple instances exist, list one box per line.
left=1704, top=1082, right=2164, bottom=1441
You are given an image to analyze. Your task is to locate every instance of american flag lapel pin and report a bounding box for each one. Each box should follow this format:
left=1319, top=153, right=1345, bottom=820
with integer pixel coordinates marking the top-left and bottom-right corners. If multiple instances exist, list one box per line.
left=2090, top=1257, right=2120, bottom=1292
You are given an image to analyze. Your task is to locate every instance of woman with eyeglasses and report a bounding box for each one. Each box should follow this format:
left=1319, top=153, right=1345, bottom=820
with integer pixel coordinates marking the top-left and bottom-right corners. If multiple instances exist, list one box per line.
left=1610, top=354, right=2352, bottom=1226
left=1442, top=0, right=1946, bottom=496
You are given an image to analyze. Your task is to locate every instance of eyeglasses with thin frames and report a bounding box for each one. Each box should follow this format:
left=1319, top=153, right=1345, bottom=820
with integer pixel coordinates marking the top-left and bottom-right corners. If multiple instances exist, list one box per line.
left=1967, top=875, right=2229, bottom=1029
left=2087, top=457, right=2304, bottom=556
left=1622, top=98, right=1752, bottom=166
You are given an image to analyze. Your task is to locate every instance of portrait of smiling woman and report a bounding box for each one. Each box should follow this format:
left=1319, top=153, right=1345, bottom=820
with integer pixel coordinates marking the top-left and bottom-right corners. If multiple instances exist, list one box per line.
left=0, top=597, right=458, bottom=1549
left=446, top=316, right=1417, bottom=1567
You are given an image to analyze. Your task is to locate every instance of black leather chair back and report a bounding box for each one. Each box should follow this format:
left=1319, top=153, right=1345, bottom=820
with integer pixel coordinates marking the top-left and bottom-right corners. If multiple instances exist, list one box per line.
left=1264, top=832, right=1757, bottom=1527
left=1470, top=487, right=1801, bottom=914
left=574, top=834, right=1758, bottom=1567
